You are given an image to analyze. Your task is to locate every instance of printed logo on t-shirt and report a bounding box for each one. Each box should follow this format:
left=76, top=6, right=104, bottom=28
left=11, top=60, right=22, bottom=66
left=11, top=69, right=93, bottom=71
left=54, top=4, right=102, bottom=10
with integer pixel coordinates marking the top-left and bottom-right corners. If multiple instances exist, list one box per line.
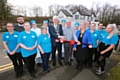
left=102, top=36, right=105, bottom=38
left=107, top=36, right=110, bottom=39
left=14, top=35, right=18, bottom=37
left=94, top=34, right=97, bottom=36
left=44, top=38, right=47, bottom=40
left=6, top=36, right=9, bottom=38
left=32, top=35, right=35, bottom=38
left=23, top=36, right=26, bottom=39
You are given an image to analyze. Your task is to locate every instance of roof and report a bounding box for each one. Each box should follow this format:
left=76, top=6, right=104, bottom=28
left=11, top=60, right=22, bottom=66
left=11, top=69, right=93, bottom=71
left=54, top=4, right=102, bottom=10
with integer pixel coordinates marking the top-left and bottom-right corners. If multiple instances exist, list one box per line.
left=59, top=9, right=73, bottom=17
left=70, top=8, right=93, bottom=16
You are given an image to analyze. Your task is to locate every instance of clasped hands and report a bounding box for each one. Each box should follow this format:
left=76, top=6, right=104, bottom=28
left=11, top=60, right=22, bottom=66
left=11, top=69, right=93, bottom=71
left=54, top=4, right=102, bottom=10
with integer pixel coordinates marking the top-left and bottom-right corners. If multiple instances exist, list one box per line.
left=56, top=36, right=65, bottom=43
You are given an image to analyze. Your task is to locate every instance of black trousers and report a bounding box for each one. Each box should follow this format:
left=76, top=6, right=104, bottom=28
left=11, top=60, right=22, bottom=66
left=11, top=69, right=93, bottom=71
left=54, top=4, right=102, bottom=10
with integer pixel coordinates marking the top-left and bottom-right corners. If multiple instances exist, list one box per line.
left=88, top=48, right=97, bottom=66
left=52, top=43, right=62, bottom=63
left=24, top=53, right=36, bottom=74
left=7, top=52, right=23, bottom=75
left=41, top=52, right=50, bottom=71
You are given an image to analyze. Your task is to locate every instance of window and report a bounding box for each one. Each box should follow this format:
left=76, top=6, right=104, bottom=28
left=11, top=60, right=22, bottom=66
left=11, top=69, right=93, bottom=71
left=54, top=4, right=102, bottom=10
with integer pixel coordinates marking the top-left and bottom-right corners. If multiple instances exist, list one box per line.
left=90, top=17, right=93, bottom=21
left=75, top=15, right=79, bottom=20
left=80, top=16, right=85, bottom=20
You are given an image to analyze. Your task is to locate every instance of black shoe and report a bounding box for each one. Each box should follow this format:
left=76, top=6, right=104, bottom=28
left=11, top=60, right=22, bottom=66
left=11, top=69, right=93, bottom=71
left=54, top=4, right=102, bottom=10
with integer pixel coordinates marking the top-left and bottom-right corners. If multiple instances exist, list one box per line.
left=16, top=74, right=19, bottom=78
left=46, top=70, right=50, bottom=73
left=52, top=63, right=56, bottom=66
left=23, top=64, right=26, bottom=68
left=68, top=62, right=71, bottom=66
left=61, top=57, right=64, bottom=60
left=36, top=63, right=42, bottom=66
left=59, top=62, right=63, bottom=66
left=19, top=73, right=23, bottom=77
left=75, top=65, right=79, bottom=69
left=79, top=66, right=82, bottom=71
left=64, top=62, right=68, bottom=65
left=33, top=69, right=37, bottom=74
left=30, top=73, right=35, bottom=78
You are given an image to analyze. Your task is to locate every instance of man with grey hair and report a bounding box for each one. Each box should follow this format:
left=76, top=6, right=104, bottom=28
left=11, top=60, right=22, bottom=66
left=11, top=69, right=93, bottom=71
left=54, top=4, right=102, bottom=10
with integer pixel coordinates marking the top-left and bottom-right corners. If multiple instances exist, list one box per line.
left=63, top=19, right=76, bottom=65
left=49, top=15, right=64, bottom=66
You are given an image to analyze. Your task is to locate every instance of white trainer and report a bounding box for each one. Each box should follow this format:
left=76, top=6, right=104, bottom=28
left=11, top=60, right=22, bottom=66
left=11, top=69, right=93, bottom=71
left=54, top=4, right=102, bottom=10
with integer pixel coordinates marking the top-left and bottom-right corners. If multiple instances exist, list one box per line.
left=96, top=67, right=101, bottom=72
left=96, top=70, right=105, bottom=75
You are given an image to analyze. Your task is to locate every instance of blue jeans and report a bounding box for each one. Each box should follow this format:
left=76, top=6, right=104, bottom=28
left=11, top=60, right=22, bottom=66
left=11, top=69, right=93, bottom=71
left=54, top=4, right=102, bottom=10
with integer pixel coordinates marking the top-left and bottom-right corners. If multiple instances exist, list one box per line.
left=41, top=52, right=50, bottom=71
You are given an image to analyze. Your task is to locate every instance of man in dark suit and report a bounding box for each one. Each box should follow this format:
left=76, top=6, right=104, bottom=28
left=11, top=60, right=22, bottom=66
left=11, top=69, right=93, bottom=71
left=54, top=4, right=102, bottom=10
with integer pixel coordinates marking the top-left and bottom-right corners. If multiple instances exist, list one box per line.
left=49, top=15, right=64, bottom=66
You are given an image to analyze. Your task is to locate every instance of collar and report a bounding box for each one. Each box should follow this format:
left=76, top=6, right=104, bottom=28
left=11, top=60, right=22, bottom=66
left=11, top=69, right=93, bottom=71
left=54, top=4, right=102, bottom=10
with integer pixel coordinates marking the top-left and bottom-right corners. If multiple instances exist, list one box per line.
left=18, top=23, right=24, bottom=27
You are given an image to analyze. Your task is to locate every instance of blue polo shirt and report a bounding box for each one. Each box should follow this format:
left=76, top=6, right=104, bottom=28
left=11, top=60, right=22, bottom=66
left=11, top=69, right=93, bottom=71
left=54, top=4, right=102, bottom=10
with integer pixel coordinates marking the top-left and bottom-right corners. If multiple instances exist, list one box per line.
left=38, top=33, right=51, bottom=53
left=2, top=31, right=21, bottom=54
left=96, top=29, right=106, bottom=41
left=18, top=30, right=37, bottom=57
left=101, top=33, right=118, bottom=45
left=90, top=30, right=100, bottom=48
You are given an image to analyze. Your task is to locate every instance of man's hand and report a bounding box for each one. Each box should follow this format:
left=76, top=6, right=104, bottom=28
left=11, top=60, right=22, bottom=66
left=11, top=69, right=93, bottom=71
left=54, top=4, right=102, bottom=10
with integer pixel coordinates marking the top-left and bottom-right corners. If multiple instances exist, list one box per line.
left=73, top=48, right=77, bottom=51
left=55, top=39, right=59, bottom=42
left=88, top=45, right=92, bottom=48
left=77, top=41, right=81, bottom=45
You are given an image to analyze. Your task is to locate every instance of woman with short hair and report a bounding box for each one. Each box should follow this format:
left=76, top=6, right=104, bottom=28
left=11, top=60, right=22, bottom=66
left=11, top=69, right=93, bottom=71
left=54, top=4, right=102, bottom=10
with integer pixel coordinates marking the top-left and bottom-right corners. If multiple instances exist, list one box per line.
left=18, top=22, right=37, bottom=78
left=38, top=26, right=52, bottom=73
left=2, top=22, right=23, bottom=78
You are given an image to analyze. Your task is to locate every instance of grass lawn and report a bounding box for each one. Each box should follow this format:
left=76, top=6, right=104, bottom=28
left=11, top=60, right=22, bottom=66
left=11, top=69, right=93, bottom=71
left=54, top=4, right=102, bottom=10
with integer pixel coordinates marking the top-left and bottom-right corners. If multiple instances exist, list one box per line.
left=107, top=63, right=120, bottom=80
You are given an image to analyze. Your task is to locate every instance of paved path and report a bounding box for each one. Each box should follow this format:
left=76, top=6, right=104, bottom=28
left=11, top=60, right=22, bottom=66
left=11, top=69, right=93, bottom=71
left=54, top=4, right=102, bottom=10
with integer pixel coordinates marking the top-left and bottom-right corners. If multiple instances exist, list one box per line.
left=0, top=58, right=118, bottom=80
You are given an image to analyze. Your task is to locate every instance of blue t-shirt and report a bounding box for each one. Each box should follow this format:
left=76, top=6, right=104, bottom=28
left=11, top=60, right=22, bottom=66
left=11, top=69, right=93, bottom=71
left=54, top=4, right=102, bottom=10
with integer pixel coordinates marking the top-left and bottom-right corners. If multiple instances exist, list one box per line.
left=90, top=30, right=100, bottom=48
left=2, top=31, right=21, bottom=54
left=96, top=29, right=106, bottom=41
left=18, top=31, right=37, bottom=57
left=38, top=34, right=51, bottom=53
left=101, top=33, right=118, bottom=45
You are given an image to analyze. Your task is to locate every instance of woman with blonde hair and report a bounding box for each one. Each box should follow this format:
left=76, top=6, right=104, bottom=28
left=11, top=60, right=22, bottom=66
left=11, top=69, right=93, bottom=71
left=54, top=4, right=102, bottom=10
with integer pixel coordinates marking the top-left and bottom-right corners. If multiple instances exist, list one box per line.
left=73, top=22, right=92, bottom=71
left=96, top=24, right=118, bottom=75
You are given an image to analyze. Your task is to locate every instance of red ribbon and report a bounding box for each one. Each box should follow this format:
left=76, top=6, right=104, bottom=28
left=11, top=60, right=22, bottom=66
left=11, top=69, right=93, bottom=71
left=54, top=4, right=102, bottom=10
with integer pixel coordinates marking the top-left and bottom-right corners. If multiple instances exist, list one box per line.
left=56, top=38, right=90, bottom=46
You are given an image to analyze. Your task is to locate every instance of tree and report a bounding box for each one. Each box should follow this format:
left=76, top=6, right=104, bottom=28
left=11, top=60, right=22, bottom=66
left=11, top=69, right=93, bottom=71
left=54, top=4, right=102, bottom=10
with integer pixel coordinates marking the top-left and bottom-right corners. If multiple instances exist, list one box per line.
left=48, top=4, right=64, bottom=16
left=97, top=3, right=120, bottom=26
left=0, top=0, right=12, bottom=23
left=0, top=0, right=13, bottom=30
left=32, top=6, right=43, bottom=17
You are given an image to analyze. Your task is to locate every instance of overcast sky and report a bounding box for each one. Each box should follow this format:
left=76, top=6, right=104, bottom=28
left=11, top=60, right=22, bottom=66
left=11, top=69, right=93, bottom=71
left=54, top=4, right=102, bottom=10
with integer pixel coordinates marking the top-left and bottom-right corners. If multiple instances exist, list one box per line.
left=7, top=0, right=120, bottom=16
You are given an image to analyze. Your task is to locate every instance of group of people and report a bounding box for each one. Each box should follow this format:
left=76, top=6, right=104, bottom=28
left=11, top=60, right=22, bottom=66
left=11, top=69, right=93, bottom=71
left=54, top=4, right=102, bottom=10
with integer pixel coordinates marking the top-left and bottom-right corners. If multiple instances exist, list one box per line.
left=2, top=15, right=119, bottom=78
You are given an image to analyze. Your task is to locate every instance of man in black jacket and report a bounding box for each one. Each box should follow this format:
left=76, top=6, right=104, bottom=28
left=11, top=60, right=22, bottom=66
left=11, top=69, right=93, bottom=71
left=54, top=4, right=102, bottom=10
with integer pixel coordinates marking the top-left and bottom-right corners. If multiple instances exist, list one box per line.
left=14, top=15, right=26, bottom=70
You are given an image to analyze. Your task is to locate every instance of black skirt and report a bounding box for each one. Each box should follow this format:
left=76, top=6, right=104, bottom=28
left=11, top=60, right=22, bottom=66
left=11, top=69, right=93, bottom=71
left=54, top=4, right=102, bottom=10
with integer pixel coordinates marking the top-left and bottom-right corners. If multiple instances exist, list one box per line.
left=99, top=42, right=113, bottom=58
left=74, top=45, right=89, bottom=61
left=74, top=32, right=89, bottom=61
